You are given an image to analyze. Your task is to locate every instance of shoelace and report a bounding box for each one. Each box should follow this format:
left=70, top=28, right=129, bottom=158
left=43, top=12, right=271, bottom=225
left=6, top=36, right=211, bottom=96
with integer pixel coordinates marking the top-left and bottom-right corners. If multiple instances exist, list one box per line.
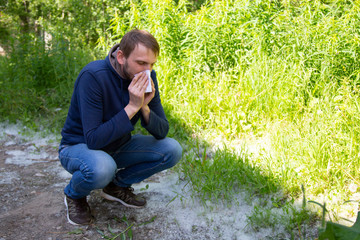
left=114, top=187, right=136, bottom=202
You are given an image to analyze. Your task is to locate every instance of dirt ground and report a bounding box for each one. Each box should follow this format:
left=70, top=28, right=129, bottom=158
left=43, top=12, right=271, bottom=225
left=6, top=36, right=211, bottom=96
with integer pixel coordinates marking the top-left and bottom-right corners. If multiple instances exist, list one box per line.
left=0, top=131, right=206, bottom=240
left=0, top=126, right=320, bottom=240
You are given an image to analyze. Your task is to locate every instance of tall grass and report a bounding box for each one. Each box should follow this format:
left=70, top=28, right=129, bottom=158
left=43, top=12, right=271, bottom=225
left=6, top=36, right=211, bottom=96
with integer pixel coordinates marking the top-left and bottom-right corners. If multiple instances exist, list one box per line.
left=0, top=36, right=99, bottom=130
left=106, top=0, right=360, bottom=223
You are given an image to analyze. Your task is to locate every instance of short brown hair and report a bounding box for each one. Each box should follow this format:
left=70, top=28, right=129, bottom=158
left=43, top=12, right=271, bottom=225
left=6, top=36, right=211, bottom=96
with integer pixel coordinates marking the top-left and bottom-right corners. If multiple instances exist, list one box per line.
left=119, top=29, right=160, bottom=58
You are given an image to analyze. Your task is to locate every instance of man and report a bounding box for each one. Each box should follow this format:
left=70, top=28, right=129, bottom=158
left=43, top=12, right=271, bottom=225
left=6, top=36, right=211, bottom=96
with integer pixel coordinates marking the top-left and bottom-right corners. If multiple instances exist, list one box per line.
left=58, top=29, right=182, bottom=225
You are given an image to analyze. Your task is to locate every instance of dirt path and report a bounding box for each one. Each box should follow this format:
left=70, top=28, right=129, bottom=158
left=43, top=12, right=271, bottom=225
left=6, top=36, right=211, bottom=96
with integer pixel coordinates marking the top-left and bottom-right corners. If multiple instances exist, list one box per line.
left=0, top=124, right=318, bottom=239
left=0, top=130, right=188, bottom=239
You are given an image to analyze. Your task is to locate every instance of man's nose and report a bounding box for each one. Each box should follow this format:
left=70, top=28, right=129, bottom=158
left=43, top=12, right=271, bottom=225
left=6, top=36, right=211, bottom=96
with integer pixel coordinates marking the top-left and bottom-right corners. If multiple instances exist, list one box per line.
left=145, top=64, right=152, bottom=71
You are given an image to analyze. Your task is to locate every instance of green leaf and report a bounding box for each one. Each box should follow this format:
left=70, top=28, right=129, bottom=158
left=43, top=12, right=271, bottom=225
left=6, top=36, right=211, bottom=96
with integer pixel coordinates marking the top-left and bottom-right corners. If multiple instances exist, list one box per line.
left=127, top=228, right=133, bottom=240
left=68, top=228, right=83, bottom=235
left=108, top=223, right=116, bottom=235
left=138, top=215, right=157, bottom=226
left=122, top=215, right=129, bottom=226
left=319, top=211, right=360, bottom=240
left=140, top=184, right=149, bottom=191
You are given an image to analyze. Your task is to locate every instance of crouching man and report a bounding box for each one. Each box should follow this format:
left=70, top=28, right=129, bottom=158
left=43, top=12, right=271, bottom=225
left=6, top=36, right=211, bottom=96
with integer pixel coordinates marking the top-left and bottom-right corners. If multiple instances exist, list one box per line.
left=58, top=29, right=182, bottom=225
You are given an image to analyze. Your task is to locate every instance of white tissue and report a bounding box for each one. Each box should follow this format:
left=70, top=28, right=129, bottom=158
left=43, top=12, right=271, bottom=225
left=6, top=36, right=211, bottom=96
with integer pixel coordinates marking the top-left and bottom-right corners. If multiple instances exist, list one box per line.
left=144, top=70, right=152, bottom=93
left=135, top=70, right=152, bottom=93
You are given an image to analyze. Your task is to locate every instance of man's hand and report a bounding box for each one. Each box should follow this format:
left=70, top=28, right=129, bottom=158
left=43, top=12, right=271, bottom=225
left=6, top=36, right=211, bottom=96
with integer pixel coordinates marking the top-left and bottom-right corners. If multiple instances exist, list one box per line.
left=124, top=72, right=148, bottom=119
left=141, top=79, right=155, bottom=124
left=143, top=78, right=155, bottom=106
left=124, top=72, right=155, bottom=121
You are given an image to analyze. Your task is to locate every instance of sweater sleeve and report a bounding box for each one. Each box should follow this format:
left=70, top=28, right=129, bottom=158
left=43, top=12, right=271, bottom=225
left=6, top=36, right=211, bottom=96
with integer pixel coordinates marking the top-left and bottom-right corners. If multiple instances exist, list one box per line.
left=78, top=71, right=134, bottom=149
left=140, top=70, right=169, bottom=139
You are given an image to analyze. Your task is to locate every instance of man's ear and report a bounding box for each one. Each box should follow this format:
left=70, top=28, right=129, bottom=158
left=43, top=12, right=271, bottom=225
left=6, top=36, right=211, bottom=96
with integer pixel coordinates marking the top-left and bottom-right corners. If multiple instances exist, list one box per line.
left=117, top=50, right=125, bottom=65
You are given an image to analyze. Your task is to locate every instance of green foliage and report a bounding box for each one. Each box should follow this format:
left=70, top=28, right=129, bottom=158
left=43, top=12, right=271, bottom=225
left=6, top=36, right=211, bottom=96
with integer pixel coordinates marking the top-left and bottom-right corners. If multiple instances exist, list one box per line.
left=247, top=201, right=314, bottom=239
left=0, top=35, right=97, bottom=130
left=0, top=0, right=129, bottom=49
left=103, top=0, right=360, bottom=224
left=96, top=215, right=156, bottom=240
left=0, top=0, right=130, bottom=129
left=181, top=143, right=279, bottom=203
left=319, top=211, right=360, bottom=240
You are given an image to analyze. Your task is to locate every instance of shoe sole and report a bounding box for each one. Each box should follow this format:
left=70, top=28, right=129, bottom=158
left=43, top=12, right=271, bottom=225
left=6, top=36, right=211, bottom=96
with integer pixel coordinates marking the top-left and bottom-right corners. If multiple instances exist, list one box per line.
left=100, top=191, right=145, bottom=208
left=64, top=196, right=92, bottom=225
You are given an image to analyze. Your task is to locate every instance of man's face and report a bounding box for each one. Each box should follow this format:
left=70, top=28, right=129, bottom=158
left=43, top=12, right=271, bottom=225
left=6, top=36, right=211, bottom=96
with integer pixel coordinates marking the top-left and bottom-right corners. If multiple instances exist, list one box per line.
left=117, top=44, right=157, bottom=80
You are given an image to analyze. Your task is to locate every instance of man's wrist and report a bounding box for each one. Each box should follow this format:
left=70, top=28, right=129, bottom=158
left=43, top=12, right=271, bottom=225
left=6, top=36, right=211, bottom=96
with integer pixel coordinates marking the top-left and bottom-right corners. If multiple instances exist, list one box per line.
left=141, top=104, right=150, bottom=113
left=124, top=104, right=140, bottom=120
left=141, top=105, right=151, bottom=124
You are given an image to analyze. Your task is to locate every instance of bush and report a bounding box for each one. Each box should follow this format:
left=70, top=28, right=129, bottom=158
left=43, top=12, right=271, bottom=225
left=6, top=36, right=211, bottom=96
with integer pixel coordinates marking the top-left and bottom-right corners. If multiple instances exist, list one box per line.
left=0, top=35, right=98, bottom=130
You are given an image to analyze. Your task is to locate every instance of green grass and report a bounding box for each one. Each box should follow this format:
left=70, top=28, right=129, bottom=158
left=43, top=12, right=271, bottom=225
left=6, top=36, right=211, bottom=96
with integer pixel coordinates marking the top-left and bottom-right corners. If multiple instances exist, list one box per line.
left=0, top=37, right=101, bottom=131
left=107, top=0, right=360, bottom=227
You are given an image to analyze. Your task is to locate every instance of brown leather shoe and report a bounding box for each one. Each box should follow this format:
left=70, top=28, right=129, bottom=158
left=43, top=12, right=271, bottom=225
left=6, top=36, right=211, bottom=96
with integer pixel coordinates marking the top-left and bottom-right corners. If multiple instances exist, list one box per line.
left=64, top=195, right=93, bottom=225
left=101, top=182, right=146, bottom=208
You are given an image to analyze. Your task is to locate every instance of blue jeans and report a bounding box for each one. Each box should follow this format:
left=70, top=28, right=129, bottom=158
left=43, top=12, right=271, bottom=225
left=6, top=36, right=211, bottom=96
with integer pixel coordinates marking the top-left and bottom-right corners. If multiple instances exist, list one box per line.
left=59, top=134, right=182, bottom=199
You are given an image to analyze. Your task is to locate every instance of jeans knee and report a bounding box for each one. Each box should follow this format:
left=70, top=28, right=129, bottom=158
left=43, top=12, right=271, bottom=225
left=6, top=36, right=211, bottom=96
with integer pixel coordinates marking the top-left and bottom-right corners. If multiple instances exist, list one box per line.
left=165, top=138, right=182, bottom=167
left=92, top=158, right=117, bottom=189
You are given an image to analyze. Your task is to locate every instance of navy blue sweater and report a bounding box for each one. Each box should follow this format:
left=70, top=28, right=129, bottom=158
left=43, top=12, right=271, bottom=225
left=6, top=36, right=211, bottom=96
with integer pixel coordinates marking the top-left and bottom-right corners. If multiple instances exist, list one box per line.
left=60, top=55, right=169, bottom=153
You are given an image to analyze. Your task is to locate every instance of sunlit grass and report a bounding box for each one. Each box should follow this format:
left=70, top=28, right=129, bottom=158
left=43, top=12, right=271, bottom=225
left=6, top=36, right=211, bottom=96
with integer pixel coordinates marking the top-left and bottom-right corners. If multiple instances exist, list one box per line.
left=105, top=0, right=360, bottom=225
